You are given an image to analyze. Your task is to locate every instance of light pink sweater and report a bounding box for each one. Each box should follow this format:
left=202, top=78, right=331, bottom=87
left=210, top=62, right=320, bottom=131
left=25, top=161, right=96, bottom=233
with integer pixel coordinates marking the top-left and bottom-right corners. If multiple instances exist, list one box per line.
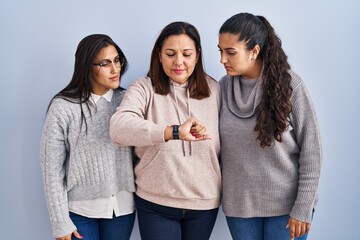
left=110, top=76, right=221, bottom=210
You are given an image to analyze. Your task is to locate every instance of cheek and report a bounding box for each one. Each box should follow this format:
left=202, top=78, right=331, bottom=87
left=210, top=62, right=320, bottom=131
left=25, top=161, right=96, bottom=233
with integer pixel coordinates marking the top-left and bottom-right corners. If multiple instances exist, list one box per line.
left=92, top=68, right=100, bottom=78
left=160, top=57, right=171, bottom=68
left=92, top=70, right=107, bottom=83
left=185, top=58, right=197, bottom=70
left=235, top=56, right=248, bottom=67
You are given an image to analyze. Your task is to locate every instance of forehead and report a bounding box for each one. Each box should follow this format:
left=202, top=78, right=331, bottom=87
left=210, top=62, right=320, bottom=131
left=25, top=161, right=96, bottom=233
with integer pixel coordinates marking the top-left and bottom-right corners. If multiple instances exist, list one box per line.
left=218, top=33, right=246, bottom=48
left=162, top=34, right=196, bottom=50
left=95, top=45, right=118, bottom=59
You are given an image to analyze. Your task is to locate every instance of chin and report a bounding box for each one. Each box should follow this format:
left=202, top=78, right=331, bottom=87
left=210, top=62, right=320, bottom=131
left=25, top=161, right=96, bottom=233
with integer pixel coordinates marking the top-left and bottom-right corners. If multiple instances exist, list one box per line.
left=226, top=72, right=234, bottom=76
left=226, top=71, right=239, bottom=76
left=110, top=83, right=120, bottom=89
left=172, top=78, right=187, bottom=84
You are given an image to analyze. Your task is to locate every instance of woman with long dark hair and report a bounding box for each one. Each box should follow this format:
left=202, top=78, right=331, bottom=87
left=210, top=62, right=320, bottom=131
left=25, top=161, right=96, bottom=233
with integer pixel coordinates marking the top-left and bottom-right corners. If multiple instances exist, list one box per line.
left=218, top=13, right=322, bottom=240
left=110, top=22, right=221, bottom=240
left=40, top=34, right=135, bottom=240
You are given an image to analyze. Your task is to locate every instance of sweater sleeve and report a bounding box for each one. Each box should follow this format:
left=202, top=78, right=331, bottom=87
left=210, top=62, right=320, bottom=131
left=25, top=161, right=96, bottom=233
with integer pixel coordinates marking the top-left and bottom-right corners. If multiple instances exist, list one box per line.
left=289, top=76, right=323, bottom=223
left=110, top=78, right=167, bottom=146
left=40, top=99, right=76, bottom=238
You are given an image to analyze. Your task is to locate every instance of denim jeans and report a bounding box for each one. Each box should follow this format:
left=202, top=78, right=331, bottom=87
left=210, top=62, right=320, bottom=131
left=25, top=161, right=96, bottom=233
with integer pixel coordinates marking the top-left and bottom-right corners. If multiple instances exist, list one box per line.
left=135, top=194, right=219, bottom=240
left=69, top=211, right=135, bottom=240
left=226, top=214, right=313, bottom=240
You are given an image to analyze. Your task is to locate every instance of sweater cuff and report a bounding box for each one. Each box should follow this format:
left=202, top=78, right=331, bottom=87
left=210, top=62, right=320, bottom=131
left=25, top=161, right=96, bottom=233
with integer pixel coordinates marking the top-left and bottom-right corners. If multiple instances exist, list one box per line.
left=52, top=218, right=77, bottom=238
left=290, top=201, right=315, bottom=223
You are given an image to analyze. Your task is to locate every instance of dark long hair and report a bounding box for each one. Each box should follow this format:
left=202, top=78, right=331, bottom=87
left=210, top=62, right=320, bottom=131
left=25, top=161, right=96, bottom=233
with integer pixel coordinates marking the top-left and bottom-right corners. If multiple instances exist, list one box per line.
left=220, top=13, right=293, bottom=148
left=148, top=21, right=210, bottom=99
left=47, top=34, right=128, bottom=132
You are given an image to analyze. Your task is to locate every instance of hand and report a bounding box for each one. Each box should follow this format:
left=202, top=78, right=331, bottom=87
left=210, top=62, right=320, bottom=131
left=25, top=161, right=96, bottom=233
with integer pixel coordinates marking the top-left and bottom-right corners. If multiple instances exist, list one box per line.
left=179, top=117, right=211, bottom=141
left=287, top=217, right=311, bottom=240
left=56, top=230, right=82, bottom=240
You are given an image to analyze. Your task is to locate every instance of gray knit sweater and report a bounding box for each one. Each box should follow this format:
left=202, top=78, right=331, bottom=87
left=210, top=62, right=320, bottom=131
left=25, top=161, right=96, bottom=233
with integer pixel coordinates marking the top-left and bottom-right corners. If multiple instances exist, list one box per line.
left=219, top=71, right=322, bottom=223
left=40, top=89, right=135, bottom=238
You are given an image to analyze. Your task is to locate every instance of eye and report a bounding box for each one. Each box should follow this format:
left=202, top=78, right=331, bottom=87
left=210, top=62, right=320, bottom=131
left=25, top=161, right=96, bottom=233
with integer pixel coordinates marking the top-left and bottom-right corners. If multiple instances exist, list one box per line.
left=183, top=53, right=192, bottom=57
left=98, top=61, right=111, bottom=67
left=114, top=57, right=120, bottom=63
left=166, top=53, right=175, bottom=57
left=227, top=51, right=236, bottom=55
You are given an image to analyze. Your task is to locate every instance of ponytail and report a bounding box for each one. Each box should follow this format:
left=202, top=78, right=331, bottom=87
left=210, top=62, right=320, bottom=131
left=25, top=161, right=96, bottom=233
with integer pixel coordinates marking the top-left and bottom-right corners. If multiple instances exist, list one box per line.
left=254, top=15, right=293, bottom=147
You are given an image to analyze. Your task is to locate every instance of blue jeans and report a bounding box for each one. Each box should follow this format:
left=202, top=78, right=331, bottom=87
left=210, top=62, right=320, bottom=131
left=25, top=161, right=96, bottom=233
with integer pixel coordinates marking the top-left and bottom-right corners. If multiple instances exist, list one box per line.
left=226, top=214, right=313, bottom=240
left=135, top=194, right=219, bottom=240
left=69, top=211, right=135, bottom=240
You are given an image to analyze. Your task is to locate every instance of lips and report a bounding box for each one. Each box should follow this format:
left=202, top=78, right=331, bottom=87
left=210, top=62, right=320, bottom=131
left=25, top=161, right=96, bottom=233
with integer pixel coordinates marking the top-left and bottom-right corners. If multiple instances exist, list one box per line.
left=110, top=75, right=119, bottom=80
left=172, top=69, right=184, bottom=74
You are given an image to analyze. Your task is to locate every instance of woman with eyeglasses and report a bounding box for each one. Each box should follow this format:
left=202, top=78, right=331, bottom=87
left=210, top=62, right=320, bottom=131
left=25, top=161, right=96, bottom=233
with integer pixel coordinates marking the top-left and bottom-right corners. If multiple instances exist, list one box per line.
left=40, top=34, right=136, bottom=240
left=110, top=22, right=221, bottom=240
left=218, top=13, right=322, bottom=240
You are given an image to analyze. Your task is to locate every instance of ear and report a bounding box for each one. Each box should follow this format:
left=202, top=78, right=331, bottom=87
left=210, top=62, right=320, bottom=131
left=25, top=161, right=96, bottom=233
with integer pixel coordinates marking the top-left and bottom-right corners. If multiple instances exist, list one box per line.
left=251, top=44, right=261, bottom=60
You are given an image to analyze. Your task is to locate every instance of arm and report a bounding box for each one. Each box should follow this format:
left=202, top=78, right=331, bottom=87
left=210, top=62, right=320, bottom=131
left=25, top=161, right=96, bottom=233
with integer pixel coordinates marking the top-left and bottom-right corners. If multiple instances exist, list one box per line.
left=288, top=77, right=322, bottom=237
left=40, top=100, right=77, bottom=238
left=110, top=79, right=211, bottom=146
left=110, top=79, right=166, bottom=146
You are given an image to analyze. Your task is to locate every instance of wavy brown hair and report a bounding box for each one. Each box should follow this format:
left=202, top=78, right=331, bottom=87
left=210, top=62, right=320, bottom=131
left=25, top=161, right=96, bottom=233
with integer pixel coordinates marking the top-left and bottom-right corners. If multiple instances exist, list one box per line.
left=148, top=21, right=210, bottom=99
left=220, top=13, right=293, bottom=147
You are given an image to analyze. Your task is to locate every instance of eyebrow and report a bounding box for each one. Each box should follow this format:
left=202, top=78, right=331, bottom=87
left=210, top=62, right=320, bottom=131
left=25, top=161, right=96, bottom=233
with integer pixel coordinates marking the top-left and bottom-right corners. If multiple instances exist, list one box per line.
left=98, top=55, right=120, bottom=62
left=164, top=48, right=194, bottom=51
left=217, top=45, right=236, bottom=51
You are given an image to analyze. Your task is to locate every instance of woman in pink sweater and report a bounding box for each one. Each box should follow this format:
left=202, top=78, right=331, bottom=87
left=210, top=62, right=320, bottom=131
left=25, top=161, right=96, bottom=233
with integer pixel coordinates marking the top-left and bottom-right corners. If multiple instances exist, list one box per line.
left=110, top=22, right=221, bottom=240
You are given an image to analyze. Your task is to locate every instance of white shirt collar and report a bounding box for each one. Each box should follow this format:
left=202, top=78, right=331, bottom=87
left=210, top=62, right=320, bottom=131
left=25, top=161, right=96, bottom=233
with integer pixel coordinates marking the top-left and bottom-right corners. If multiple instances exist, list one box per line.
left=90, top=89, right=114, bottom=104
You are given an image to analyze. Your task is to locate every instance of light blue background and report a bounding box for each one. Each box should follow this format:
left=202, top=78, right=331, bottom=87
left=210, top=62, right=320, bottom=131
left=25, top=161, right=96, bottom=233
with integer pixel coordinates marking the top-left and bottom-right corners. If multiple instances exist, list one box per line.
left=1, top=0, right=359, bottom=239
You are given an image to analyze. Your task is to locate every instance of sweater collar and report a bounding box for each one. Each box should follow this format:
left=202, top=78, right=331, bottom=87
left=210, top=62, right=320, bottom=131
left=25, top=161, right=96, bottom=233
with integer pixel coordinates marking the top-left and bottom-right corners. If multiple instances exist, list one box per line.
left=169, top=79, right=189, bottom=88
left=225, top=75, right=263, bottom=118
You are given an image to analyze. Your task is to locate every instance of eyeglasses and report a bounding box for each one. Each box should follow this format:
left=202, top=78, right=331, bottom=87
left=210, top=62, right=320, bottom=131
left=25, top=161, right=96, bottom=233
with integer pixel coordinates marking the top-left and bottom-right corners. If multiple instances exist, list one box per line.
left=93, top=56, right=124, bottom=69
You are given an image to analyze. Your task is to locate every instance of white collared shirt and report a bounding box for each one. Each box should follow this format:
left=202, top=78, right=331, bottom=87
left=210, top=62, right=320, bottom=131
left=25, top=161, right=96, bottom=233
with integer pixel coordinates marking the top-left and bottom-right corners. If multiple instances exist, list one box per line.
left=68, top=88, right=135, bottom=218
left=90, top=88, right=114, bottom=104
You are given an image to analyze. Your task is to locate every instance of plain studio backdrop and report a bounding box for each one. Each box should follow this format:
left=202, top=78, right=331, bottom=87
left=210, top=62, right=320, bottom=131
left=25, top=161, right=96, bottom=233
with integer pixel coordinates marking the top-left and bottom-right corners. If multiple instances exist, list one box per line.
left=1, top=0, right=359, bottom=239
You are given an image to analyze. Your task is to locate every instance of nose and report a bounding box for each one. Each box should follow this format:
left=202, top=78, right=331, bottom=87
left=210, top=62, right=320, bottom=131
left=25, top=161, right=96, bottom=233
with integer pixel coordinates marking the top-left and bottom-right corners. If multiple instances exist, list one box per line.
left=220, top=52, right=228, bottom=64
left=174, top=54, right=183, bottom=66
left=110, top=62, right=120, bottom=73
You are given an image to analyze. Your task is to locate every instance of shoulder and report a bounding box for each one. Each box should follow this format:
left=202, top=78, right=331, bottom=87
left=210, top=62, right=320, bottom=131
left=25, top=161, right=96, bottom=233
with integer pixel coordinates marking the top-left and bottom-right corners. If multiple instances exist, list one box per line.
left=48, top=97, right=77, bottom=113
left=113, top=88, right=126, bottom=101
left=126, top=76, right=155, bottom=96
left=45, top=97, right=77, bottom=125
left=288, top=70, right=303, bottom=90
left=288, top=70, right=314, bottom=106
left=206, top=75, right=220, bottom=90
left=128, top=76, right=153, bottom=89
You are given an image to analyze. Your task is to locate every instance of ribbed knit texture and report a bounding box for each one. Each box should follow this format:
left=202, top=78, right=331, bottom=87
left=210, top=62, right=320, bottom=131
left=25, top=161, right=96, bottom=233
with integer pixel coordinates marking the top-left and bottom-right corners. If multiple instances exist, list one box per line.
left=110, top=76, right=221, bottom=210
left=40, top=89, right=135, bottom=238
left=220, top=70, right=322, bottom=223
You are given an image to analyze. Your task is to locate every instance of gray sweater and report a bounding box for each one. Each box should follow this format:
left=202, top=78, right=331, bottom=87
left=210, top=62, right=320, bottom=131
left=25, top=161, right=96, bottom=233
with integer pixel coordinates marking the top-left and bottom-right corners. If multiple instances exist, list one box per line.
left=40, top=89, right=135, bottom=238
left=219, top=71, right=322, bottom=223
